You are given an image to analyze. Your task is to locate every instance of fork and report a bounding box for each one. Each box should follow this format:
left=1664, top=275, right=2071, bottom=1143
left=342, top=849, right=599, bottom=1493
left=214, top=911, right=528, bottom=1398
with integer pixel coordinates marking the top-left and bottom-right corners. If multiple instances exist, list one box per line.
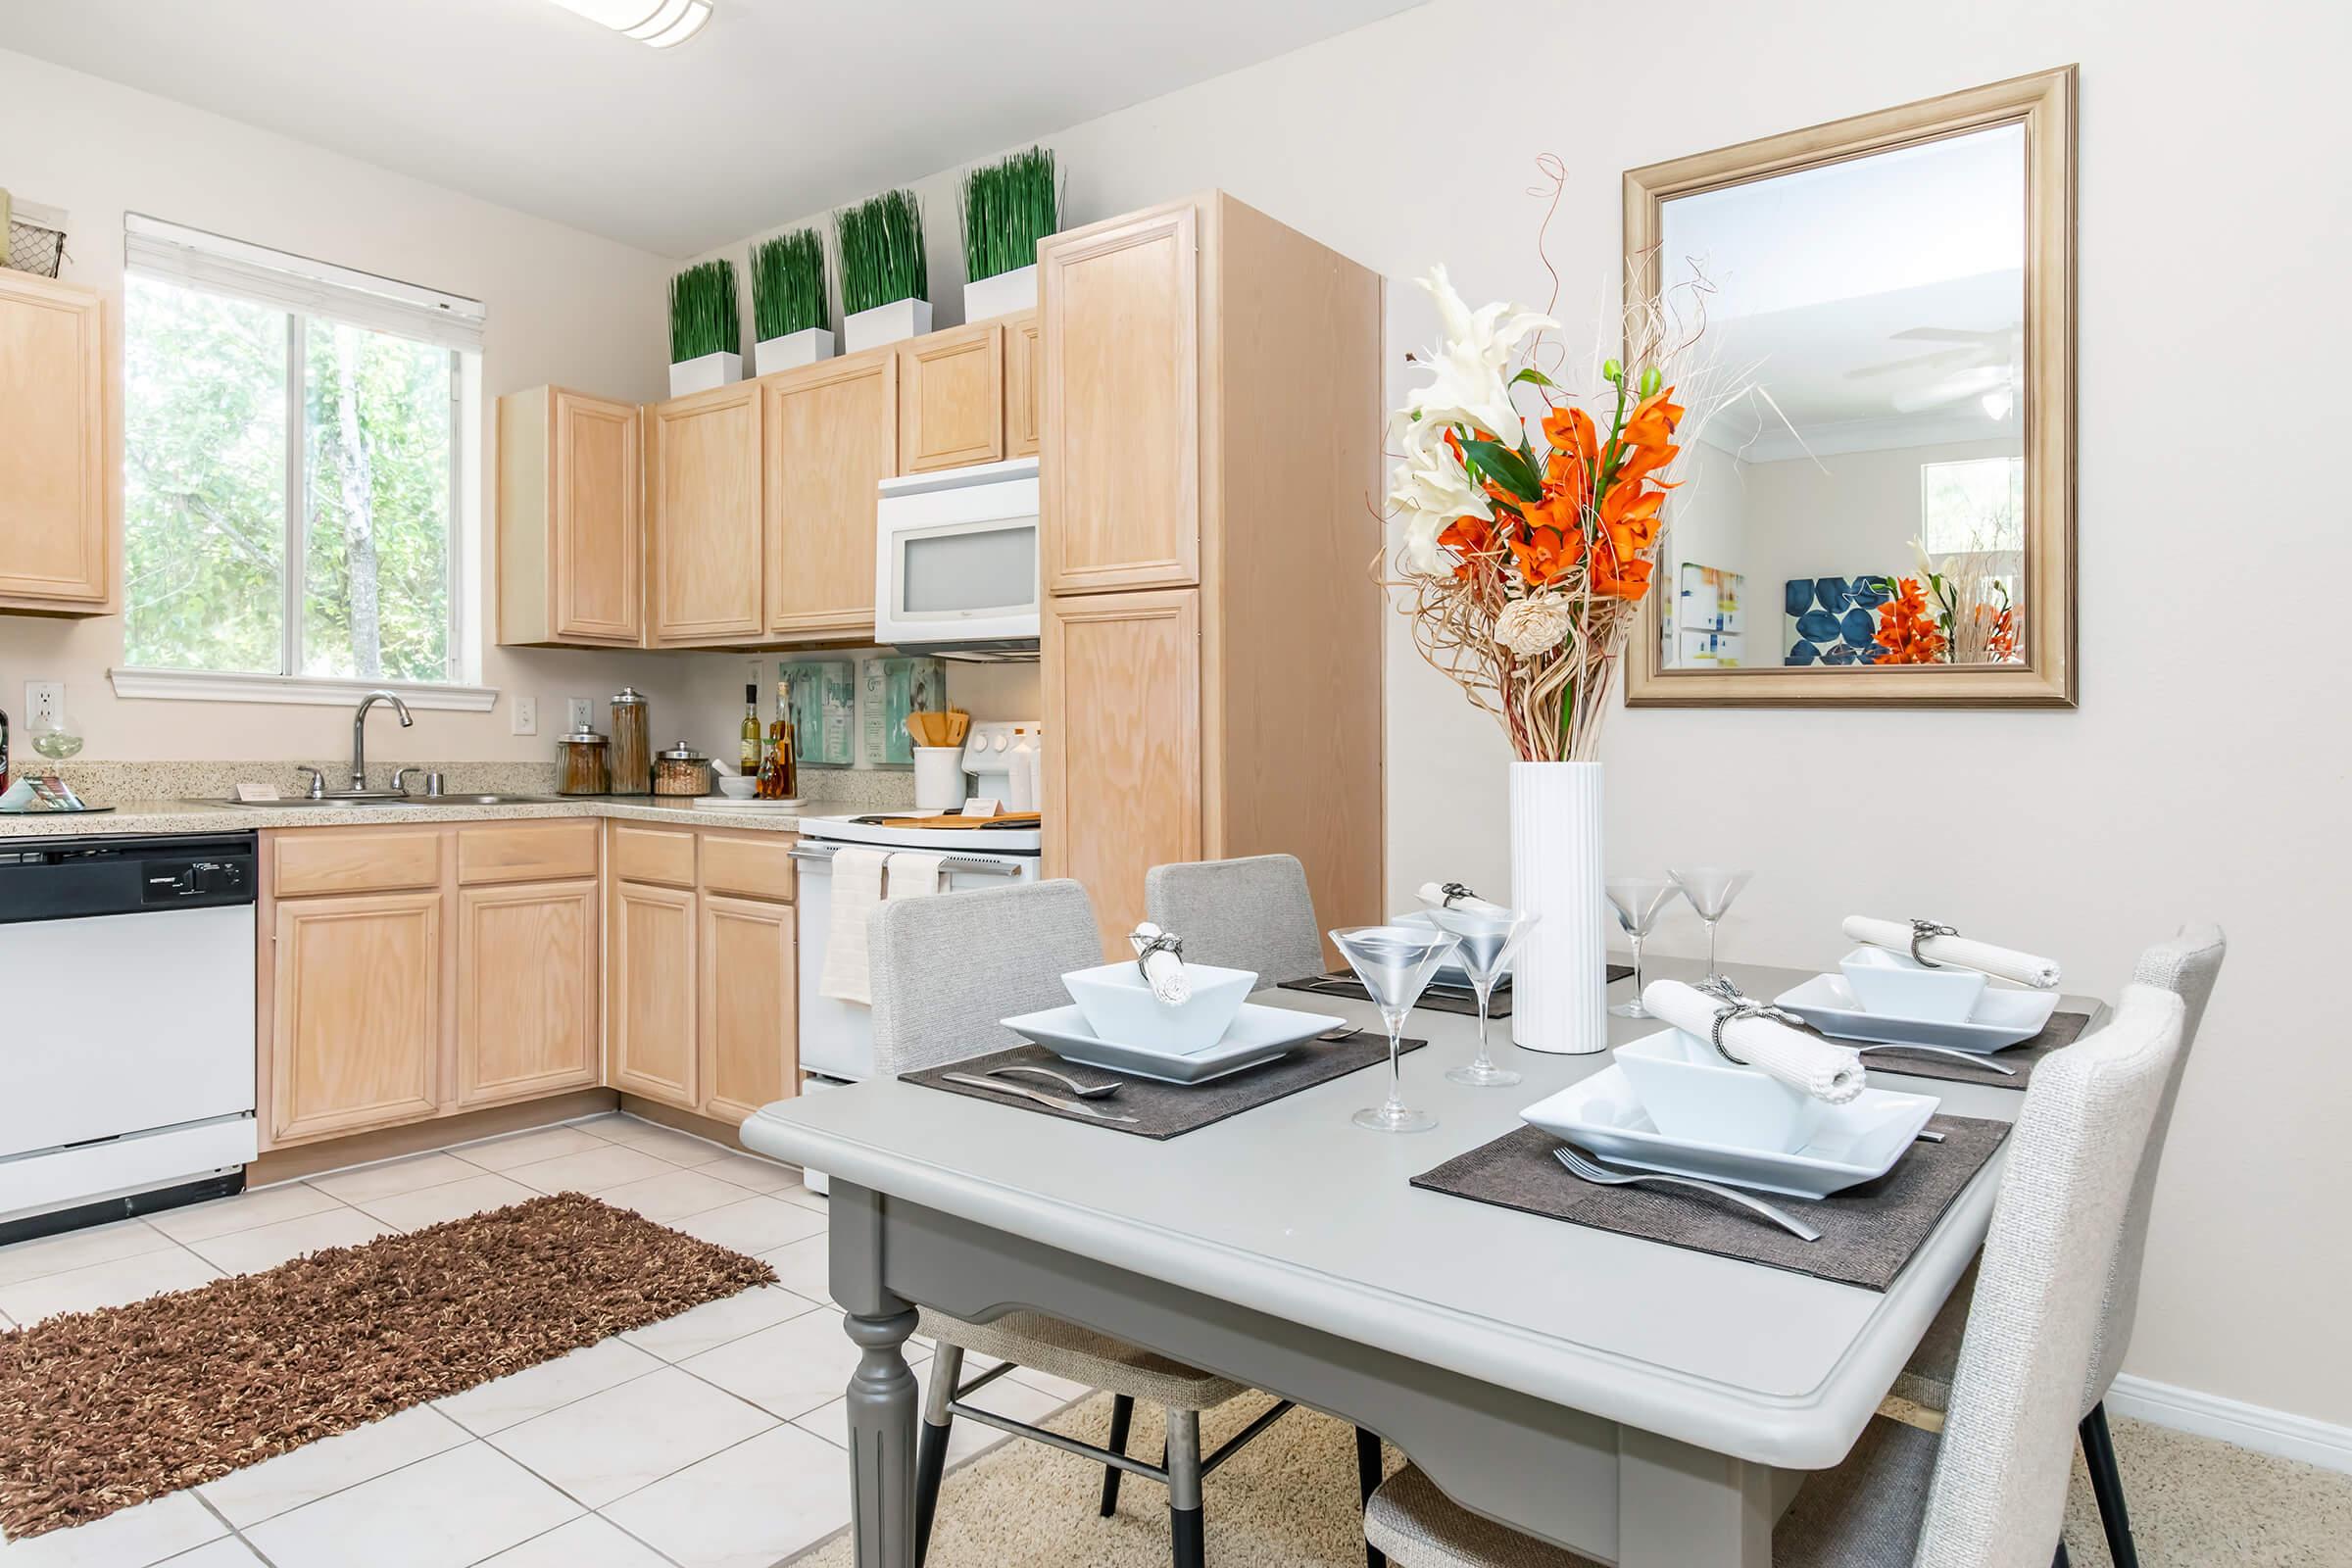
left=1855, top=1042, right=2018, bottom=1076
left=985, top=1063, right=1122, bottom=1099
left=943, top=1072, right=1140, bottom=1123
left=1551, top=1146, right=1822, bottom=1243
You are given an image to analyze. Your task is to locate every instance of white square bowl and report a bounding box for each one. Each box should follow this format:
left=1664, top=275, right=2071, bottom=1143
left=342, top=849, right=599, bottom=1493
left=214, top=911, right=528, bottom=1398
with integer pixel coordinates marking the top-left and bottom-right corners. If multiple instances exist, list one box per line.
left=1838, top=946, right=1987, bottom=1022
left=1612, top=1028, right=1830, bottom=1154
left=1061, top=961, right=1256, bottom=1054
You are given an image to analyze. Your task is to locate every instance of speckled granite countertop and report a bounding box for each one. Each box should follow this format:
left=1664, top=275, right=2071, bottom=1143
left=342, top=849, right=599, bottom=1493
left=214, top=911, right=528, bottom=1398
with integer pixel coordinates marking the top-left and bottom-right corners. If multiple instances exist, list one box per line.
left=0, top=796, right=873, bottom=839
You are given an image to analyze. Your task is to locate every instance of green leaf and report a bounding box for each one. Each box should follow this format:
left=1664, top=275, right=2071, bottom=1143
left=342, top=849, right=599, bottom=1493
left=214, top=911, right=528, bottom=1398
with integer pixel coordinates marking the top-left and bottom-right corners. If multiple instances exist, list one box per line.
left=1508, top=367, right=1556, bottom=389
left=1460, top=438, right=1542, bottom=503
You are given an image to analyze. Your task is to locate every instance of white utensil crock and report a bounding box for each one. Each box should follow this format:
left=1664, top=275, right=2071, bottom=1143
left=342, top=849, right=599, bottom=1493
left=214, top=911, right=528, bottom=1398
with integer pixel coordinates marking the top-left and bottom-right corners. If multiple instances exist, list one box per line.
left=1508, top=759, right=1609, bottom=1054
left=912, top=746, right=968, bottom=812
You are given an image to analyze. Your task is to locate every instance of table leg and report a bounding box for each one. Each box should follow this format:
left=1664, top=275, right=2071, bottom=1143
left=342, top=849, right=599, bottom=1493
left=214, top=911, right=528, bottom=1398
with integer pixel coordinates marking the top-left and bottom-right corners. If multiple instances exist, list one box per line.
left=1616, top=1427, right=1776, bottom=1567
left=833, top=1183, right=921, bottom=1568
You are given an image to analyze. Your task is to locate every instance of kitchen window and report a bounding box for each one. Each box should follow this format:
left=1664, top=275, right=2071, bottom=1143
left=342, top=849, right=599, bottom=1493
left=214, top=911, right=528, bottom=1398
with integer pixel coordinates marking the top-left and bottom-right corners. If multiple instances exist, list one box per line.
left=113, top=217, right=493, bottom=708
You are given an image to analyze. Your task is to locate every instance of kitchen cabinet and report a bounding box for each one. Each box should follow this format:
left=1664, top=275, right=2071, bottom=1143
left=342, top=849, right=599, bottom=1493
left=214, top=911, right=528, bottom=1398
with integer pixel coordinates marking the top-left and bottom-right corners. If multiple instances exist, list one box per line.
left=648, top=379, right=764, bottom=644
left=763, top=350, right=896, bottom=640
left=609, top=876, right=700, bottom=1107
left=495, top=386, right=643, bottom=647
left=457, top=879, right=599, bottom=1106
left=1004, top=311, right=1043, bottom=460
left=898, top=322, right=1004, bottom=473
left=1039, top=193, right=1387, bottom=959
left=699, top=893, right=798, bottom=1124
left=269, top=891, right=444, bottom=1144
left=0, top=270, right=111, bottom=612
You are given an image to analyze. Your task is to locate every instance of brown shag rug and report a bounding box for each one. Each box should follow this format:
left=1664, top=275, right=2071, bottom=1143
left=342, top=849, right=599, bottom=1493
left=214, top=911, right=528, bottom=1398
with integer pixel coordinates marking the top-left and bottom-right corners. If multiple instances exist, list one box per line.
left=0, top=1192, right=773, bottom=1540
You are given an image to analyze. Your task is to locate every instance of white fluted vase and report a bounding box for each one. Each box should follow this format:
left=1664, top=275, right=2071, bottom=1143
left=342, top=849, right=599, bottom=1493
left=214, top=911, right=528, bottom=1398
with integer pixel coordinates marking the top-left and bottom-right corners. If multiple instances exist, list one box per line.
left=1508, top=760, right=1609, bottom=1054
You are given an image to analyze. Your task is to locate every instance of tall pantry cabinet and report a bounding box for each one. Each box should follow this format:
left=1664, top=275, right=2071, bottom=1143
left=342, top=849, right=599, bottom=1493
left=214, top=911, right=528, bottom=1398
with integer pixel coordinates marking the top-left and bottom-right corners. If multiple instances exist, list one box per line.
left=1038, top=192, right=1386, bottom=956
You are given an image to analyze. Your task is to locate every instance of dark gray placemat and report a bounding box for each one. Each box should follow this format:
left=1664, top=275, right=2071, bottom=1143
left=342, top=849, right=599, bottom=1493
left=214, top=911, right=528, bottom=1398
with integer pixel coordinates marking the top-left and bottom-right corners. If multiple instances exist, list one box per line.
left=905, top=1032, right=1427, bottom=1141
left=1410, top=1114, right=2009, bottom=1292
left=1844, top=1010, right=2091, bottom=1090
left=1280, top=964, right=1634, bottom=1018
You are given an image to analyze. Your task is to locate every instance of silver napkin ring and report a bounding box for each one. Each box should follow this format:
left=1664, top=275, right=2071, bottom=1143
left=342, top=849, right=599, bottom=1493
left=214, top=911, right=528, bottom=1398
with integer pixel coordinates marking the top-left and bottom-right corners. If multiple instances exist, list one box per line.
left=1704, top=978, right=1801, bottom=1066
left=1910, top=918, right=1960, bottom=967
left=1134, top=930, right=1183, bottom=982
left=1440, top=882, right=1476, bottom=907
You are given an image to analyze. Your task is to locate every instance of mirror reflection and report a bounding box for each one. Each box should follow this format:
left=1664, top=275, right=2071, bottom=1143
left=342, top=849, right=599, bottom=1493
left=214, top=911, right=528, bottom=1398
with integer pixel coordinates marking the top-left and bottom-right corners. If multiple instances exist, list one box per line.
left=1656, top=123, right=2027, bottom=670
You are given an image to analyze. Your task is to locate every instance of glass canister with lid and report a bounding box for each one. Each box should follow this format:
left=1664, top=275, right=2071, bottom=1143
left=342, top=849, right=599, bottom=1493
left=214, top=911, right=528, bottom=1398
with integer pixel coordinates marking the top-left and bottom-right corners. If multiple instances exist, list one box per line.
left=609, top=686, right=651, bottom=795
left=653, top=741, right=714, bottom=798
left=557, top=729, right=610, bottom=795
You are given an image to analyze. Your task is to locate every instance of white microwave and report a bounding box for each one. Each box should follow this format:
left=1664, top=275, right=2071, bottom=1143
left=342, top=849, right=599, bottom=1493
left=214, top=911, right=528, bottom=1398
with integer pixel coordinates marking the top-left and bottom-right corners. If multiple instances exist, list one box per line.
left=873, top=456, right=1040, bottom=653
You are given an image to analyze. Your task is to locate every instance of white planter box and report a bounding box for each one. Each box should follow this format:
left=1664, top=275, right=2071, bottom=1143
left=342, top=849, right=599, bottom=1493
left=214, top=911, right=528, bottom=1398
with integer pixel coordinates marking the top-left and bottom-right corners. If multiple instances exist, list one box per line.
left=842, top=297, right=933, bottom=353
left=963, top=264, right=1038, bottom=321
left=668, top=351, right=741, bottom=397
left=756, top=327, right=835, bottom=375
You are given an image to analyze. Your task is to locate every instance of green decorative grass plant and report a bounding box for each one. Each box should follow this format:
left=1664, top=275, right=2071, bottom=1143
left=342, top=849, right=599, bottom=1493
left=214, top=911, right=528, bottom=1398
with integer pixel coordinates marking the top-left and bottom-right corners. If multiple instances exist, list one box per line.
left=835, top=189, right=927, bottom=315
left=960, top=146, right=1059, bottom=283
left=667, top=259, right=738, bottom=363
left=751, top=227, right=828, bottom=342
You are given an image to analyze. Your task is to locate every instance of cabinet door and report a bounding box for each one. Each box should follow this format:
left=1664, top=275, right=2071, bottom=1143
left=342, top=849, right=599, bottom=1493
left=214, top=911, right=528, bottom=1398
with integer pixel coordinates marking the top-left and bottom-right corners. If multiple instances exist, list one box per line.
left=699, top=894, right=798, bottom=1124
left=609, top=878, right=699, bottom=1107
left=1042, top=588, right=1202, bottom=955
left=898, top=323, right=1004, bottom=473
left=1041, top=205, right=1200, bottom=593
left=270, top=892, right=443, bottom=1143
left=1004, top=311, right=1042, bottom=460
left=647, top=382, right=763, bottom=644
left=0, top=271, right=108, bottom=609
left=457, top=880, right=599, bottom=1106
left=552, top=390, right=643, bottom=643
left=764, top=352, right=895, bottom=638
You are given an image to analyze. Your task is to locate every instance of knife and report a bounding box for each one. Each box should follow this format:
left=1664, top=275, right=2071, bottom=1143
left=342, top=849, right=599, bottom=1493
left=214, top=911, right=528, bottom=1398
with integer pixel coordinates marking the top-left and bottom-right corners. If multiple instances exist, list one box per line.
left=943, top=1072, right=1141, bottom=1123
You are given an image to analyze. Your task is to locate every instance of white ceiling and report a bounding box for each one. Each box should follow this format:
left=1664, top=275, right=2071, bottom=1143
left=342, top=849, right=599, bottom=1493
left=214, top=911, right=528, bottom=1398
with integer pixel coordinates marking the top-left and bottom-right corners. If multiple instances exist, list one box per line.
left=0, top=0, right=1422, bottom=256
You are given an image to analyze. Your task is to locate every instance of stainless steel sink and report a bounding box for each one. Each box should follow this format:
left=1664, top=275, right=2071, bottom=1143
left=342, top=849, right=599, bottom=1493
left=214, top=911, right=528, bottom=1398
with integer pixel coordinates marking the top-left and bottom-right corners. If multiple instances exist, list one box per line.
left=193, top=793, right=557, bottom=808
left=421, top=794, right=558, bottom=806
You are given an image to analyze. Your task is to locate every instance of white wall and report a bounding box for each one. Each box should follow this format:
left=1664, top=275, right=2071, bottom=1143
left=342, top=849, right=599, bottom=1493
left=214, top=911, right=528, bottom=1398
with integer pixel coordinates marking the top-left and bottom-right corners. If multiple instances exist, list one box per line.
left=0, top=47, right=701, bottom=766
left=693, top=0, right=2352, bottom=1428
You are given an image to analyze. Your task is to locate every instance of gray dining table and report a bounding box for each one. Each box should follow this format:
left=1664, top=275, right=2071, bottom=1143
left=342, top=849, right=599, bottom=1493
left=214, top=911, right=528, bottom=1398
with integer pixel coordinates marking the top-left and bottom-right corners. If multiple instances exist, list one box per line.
left=741, top=955, right=2106, bottom=1567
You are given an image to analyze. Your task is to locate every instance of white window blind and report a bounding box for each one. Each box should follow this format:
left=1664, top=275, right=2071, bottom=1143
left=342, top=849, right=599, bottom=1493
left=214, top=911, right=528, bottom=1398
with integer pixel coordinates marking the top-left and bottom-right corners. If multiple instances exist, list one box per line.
left=123, top=213, right=485, bottom=353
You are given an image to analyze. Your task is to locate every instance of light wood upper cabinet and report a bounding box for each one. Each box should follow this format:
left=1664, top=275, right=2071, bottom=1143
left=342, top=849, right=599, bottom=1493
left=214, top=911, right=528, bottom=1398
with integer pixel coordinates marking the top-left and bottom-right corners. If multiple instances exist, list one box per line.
left=1042, top=588, right=1202, bottom=954
left=496, top=387, right=642, bottom=647
left=0, top=271, right=110, bottom=612
left=270, top=891, right=443, bottom=1143
left=699, top=894, right=797, bottom=1124
left=1041, top=204, right=1200, bottom=594
left=1004, top=311, right=1042, bottom=460
left=456, top=880, right=599, bottom=1106
left=609, top=877, right=700, bottom=1108
left=648, top=380, right=763, bottom=645
left=764, top=351, right=896, bottom=640
left=898, top=322, right=1004, bottom=473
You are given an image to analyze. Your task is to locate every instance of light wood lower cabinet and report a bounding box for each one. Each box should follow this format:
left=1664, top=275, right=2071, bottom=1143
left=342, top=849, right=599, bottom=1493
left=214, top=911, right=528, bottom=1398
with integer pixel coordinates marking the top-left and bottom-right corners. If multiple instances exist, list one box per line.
left=269, top=891, right=444, bottom=1144
left=457, top=879, right=599, bottom=1106
left=700, top=894, right=798, bottom=1124
left=609, top=877, right=701, bottom=1107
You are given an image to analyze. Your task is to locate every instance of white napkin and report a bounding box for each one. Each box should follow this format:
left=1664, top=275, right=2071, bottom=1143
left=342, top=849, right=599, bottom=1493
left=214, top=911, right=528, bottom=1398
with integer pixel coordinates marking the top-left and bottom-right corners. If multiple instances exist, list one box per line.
left=1642, top=980, right=1866, bottom=1105
left=1128, top=922, right=1192, bottom=1004
left=885, top=852, right=948, bottom=901
left=817, top=848, right=890, bottom=1004
left=1841, top=916, right=2060, bottom=989
left=1414, top=881, right=1512, bottom=918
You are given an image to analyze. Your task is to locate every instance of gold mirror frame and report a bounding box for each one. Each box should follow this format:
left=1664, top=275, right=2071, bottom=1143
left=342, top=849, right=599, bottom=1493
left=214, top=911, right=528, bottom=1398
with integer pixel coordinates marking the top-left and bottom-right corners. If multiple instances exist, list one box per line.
left=1623, top=66, right=2077, bottom=708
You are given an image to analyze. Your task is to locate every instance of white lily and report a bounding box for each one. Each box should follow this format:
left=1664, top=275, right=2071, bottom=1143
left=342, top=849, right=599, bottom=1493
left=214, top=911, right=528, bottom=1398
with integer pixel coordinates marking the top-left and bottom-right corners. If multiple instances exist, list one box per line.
left=1908, top=537, right=1957, bottom=584
left=1401, top=266, right=1555, bottom=452
left=1388, top=413, right=1492, bottom=574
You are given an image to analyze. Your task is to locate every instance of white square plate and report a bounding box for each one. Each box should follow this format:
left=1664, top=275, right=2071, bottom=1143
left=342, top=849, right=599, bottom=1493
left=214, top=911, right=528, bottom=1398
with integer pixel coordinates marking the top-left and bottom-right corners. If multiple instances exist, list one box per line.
left=1001, top=1002, right=1349, bottom=1085
left=1773, top=973, right=2060, bottom=1053
left=1518, top=1065, right=1940, bottom=1199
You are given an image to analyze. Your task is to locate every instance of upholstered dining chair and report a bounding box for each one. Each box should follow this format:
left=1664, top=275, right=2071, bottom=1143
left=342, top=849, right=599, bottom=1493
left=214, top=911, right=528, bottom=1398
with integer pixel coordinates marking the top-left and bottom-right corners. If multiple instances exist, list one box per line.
left=1887, top=924, right=2225, bottom=1568
left=1145, top=854, right=1328, bottom=984
left=1361, top=983, right=2188, bottom=1568
left=868, top=878, right=1295, bottom=1568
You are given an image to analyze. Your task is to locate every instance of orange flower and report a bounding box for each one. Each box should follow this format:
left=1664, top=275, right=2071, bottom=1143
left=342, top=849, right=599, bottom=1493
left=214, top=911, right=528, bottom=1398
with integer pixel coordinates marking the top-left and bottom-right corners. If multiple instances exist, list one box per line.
left=1509, top=522, right=1584, bottom=588
left=1437, top=514, right=1503, bottom=580
left=1589, top=545, right=1653, bottom=601
left=1874, top=577, right=1946, bottom=664
left=1543, top=405, right=1599, bottom=464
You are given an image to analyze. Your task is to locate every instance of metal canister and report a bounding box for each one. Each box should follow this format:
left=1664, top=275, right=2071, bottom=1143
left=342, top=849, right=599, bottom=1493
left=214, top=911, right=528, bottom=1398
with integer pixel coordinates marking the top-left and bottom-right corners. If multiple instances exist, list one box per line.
left=557, top=730, right=610, bottom=796
left=609, top=686, right=651, bottom=796
left=653, top=741, right=713, bottom=798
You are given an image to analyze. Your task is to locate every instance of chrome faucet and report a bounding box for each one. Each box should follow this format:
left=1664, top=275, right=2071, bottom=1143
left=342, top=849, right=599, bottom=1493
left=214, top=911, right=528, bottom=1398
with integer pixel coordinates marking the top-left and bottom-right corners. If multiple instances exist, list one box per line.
left=350, top=690, right=415, bottom=792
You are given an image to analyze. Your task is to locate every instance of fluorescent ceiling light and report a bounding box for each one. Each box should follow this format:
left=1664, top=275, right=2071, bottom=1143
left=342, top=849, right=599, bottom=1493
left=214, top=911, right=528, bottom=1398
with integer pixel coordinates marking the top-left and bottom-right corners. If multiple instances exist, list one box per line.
left=545, top=0, right=712, bottom=48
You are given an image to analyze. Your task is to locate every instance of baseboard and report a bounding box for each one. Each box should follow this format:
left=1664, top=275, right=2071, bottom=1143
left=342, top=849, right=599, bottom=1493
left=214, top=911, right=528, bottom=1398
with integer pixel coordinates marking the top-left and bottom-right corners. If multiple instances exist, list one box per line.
left=2106, top=1374, right=2352, bottom=1475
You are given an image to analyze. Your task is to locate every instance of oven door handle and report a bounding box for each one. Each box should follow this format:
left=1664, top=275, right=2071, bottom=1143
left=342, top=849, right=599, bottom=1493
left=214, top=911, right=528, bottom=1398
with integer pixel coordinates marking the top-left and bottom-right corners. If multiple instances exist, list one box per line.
left=788, top=844, right=1026, bottom=878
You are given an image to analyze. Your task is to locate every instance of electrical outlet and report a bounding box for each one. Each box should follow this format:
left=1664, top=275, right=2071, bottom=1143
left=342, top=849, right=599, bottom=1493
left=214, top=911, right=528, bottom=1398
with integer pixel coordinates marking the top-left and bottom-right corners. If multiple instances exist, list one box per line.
left=24, top=682, right=63, bottom=729
left=565, top=698, right=593, bottom=733
left=511, top=696, right=538, bottom=736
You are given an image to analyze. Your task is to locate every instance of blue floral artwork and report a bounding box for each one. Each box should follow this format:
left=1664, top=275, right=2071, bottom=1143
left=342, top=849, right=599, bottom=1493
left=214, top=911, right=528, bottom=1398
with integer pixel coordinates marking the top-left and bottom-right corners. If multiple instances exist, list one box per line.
left=1785, top=574, right=1894, bottom=665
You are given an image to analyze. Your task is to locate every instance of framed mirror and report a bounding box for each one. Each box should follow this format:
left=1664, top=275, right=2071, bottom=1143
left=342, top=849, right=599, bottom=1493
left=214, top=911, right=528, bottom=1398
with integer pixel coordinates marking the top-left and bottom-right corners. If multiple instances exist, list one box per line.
left=1623, top=67, right=2076, bottom=707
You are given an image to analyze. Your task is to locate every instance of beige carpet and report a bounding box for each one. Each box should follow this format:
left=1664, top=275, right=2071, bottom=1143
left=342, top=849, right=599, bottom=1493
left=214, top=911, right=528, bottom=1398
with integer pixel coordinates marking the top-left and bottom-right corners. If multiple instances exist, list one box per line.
left=790, top=1389, right=2352, bottom=1567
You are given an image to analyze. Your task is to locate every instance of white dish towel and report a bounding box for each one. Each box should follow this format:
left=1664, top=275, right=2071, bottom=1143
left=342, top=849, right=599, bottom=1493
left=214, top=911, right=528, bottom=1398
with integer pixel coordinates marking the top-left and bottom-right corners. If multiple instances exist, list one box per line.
left=1413, top=881, right=1512, bottom=918
left=1841, top=915, right=2061, bottom=989
left=817, top=848, right=891, bottom=1004
left=885, top=852, right=948, bottom=901
left=1642, top=979, right=1866, bottom=1105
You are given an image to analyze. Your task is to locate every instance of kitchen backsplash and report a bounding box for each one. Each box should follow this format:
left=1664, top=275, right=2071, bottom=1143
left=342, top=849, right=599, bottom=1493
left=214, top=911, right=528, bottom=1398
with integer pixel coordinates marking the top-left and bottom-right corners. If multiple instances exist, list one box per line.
left=24, top=760, right=918, bottom=810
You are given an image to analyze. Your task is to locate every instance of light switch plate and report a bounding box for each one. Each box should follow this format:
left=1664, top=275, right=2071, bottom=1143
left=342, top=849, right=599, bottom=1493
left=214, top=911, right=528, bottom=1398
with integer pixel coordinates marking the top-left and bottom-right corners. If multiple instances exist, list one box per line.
left=511, top=695, right=538, bottom=736
left=565, top=698, right=593, bottom=733
left=24, top=681, right=62, bottom=729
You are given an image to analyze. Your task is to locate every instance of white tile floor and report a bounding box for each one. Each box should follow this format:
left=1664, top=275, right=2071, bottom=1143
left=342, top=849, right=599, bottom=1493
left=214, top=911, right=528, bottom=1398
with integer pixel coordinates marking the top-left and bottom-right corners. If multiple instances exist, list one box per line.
left=0, top=1112, right=1079, bottom=1568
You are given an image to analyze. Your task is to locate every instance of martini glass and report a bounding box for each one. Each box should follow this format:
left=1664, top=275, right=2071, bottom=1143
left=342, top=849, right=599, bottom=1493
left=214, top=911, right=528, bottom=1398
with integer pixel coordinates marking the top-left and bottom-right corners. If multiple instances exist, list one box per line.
left=1422, top=905, right=1538, bottom=1087
left=1604, top=877, right=1682, bottom=1017
left=1330, top=924, right=1460, bottom=1132
left=1668, top=866, right=1752, bottom=985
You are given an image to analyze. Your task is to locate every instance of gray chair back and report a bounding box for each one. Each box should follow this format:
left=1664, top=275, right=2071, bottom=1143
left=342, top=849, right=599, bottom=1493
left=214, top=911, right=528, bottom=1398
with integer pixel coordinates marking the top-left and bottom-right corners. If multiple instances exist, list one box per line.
left=1914, top=984, right=2185, bottom=1568
left=2083, top=923, right=2224, bottom=1408
left=1144, top=855, right=1325, bottom=983
left=866, top=879, right=1104, bottom=1075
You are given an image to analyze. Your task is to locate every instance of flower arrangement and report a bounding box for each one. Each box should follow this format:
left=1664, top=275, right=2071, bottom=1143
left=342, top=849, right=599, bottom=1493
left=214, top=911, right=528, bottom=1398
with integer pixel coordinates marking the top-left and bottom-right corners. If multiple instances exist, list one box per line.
left=1878, top=539, right=2020, bottom=664
left=1873, top=577, right=1945, bottom=663
left=1388, top=229, right=1723, bottom=762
